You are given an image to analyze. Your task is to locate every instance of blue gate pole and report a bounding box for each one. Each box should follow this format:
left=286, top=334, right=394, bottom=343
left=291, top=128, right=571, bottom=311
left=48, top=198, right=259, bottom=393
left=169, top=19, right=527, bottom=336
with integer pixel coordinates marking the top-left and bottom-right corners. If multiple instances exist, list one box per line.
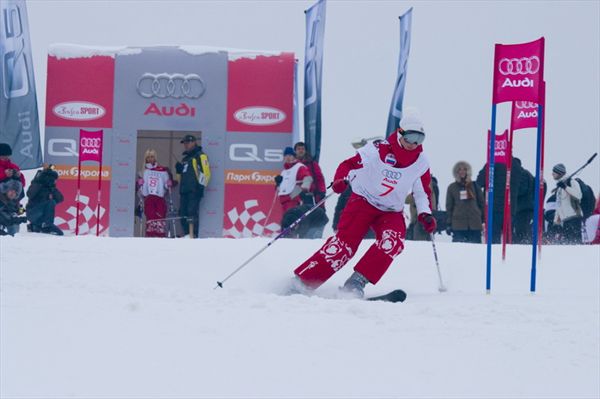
left=486, top=104, right=498, bottom=293
left=530, top=104, right=544, bottom=292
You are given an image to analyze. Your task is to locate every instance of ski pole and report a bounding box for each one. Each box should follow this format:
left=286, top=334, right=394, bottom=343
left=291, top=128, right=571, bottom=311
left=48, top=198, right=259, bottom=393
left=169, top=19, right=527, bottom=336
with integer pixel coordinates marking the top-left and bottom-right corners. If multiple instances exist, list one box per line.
left=261, top=189, right=279, bottom=237
left=430, top=233, right=447, bottom=292
left=564, top=153, right=597, bottom=180
left=167, top=190, right=177, bottom=238
left=215, top=187, right=336, bottom=289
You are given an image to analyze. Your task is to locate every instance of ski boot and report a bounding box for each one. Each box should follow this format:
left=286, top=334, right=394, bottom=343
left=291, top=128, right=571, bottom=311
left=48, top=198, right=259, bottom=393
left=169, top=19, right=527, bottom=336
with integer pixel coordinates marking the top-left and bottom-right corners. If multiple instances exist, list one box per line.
left=340, top=271, right=369, bottom=299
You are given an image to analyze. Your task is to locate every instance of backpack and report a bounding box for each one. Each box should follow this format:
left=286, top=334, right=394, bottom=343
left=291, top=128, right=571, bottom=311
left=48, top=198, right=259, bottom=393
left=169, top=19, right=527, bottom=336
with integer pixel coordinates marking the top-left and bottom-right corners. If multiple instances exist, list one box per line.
left=575, top=178, right=595, bottom=219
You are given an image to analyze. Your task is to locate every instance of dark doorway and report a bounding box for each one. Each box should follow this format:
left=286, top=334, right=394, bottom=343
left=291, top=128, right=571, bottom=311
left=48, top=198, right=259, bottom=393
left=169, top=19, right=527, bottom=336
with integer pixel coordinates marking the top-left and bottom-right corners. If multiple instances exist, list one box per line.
left=135, top=130, right=202, bottom=237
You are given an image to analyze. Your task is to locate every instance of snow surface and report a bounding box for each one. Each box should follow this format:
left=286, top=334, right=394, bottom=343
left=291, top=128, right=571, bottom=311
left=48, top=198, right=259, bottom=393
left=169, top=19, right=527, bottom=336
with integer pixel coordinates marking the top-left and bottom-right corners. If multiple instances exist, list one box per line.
left=1, top=235, right=599, bottom=398
left=48, top=43, right=142, bottom=59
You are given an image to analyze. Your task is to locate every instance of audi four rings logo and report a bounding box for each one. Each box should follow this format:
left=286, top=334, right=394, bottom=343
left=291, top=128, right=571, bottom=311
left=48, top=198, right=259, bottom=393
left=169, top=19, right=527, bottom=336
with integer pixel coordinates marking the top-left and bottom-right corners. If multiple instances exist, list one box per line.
left=80, top=137, right=101, bottom=148
left=514, top=101, right=538, bottom=109
left=382, top=169, right=402, bottom=180
left=498, top=56, right=540, bottom=76
left=136, top=73, right=206, bottom=99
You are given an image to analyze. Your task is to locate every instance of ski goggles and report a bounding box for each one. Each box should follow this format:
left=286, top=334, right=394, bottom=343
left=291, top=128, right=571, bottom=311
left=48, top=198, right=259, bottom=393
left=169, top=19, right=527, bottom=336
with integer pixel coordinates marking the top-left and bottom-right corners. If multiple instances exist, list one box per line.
left=400, top=130, right=425, bottom=145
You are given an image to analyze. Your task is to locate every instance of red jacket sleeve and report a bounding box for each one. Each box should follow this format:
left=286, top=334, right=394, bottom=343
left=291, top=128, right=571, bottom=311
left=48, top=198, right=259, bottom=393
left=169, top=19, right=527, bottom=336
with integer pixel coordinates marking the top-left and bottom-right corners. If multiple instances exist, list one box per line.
left=311, top=161, right=327, bottom=193
left=334, top=153, right=363, bottom=182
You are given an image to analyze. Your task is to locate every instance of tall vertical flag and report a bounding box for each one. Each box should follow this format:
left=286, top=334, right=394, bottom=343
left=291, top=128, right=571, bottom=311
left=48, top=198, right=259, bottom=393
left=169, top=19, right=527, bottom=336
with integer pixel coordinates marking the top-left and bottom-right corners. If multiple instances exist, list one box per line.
left=488, top=37, right=545, bottom=293
left=303, top=0, right=326, bottom=162
left=386, top=7, right=413, bottom=137
left=0, top=0, right=42, bottom=169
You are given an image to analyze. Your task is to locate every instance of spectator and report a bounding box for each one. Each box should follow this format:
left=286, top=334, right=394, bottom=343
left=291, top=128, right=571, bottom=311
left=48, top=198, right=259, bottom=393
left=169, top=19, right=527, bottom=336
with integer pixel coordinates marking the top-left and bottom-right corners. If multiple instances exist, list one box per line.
left=276, top=147, right=324, bottom=238
left=175, top=134, right=210, bottom=238
left=26, top=164, right=64, bottom=235
left=549, top=163, right=582, bottom=244
left=0, top=143, right=26, bottom=235
left=476, top=157, right=523, bottom=243
left=0, top=180, right=27, bottom=236
left=446, top=161, right=484, bottom=243
left=294, top=141, right=327, bottom=238
left=138, top=149, right=172, bottom=238
left=582, top=196, right=600, bottom=244
left=0, top=143, right=26, bottom=188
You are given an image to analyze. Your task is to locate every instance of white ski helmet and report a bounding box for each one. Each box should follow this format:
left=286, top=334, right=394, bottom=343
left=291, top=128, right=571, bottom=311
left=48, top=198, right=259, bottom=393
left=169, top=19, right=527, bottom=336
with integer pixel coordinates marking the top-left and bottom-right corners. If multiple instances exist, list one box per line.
left=398, top=108, right=425, bottom=145
left=398, top=108, right=425, bottom=134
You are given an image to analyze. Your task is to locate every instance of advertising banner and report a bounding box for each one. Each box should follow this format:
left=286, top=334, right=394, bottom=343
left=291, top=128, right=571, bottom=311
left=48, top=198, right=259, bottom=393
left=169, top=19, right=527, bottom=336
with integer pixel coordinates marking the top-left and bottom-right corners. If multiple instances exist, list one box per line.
left=492, top=37, right=544, bottom=104
left=0, top=0, right=42, bottom=169
left=45, top=45, right=295, bottom=237
left=53, top=164, right=111, bottom=235
left=386, top=7, right=413, bottom=137
left=303, top=0, right=326, bottom=162
left=511, top=101, right=539, bottom=131
left=46, top=55, right=115, bottom=128
left=227, top=53, right=294, bottom=133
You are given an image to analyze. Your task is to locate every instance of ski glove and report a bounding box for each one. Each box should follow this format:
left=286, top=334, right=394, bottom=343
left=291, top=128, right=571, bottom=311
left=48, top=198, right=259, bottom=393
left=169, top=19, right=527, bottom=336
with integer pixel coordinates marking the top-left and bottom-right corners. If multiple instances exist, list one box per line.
left=418, top=213, right=437, bottom=234
left=332, top=178, right=348, bottom=194
left=274, top=175, right=283, bottom=187
left=556, top=178, right=570, bottom=190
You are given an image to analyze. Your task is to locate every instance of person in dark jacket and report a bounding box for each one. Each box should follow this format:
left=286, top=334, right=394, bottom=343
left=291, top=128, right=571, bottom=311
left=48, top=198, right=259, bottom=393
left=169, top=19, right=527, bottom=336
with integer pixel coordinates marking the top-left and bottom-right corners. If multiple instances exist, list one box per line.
left=0, top=180, right=27, bottom=236
left=175, top=134, right=210, bottom=238
left=476, top=157, right=523, bottom=243
left=446, top=161, right=484, bottom=243
left=26, top=164, right=64, bottom=235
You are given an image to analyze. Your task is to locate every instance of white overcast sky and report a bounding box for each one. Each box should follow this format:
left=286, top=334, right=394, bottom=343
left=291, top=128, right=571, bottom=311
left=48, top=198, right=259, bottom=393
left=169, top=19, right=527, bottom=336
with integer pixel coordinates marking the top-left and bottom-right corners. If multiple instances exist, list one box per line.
left=26, top=0, right=600, bottom=196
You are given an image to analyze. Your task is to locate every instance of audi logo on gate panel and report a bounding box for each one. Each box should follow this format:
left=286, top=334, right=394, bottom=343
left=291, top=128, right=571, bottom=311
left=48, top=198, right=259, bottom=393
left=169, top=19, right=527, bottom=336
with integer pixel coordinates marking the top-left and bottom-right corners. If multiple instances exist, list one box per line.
left=514, top=101, right=538, bottom=109
left=136, top=73, right=206, bottom=99
left=382, top=169, right=402, bottom=179
left=80, top=137, right=101, bottom=148
left=498, top=56, right=540, bottom=76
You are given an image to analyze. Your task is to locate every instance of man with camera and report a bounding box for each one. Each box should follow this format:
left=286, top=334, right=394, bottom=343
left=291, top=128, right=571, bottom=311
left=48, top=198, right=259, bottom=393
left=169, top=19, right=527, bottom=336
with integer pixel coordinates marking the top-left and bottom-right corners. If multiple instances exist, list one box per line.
left=26, top=164, right=64, bottom=235
left=0, top=180, right=27, bottom=236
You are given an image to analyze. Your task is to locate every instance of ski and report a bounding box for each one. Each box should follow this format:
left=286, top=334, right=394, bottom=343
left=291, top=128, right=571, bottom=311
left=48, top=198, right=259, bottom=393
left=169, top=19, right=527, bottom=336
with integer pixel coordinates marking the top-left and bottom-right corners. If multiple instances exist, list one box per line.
left=366, top=289, right=407, bottom=303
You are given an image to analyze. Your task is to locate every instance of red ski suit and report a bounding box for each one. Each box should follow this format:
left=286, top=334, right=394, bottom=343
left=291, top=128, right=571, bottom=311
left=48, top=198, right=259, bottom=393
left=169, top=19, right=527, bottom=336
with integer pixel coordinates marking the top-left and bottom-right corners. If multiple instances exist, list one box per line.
left=294, top=132, right=433, bottom=288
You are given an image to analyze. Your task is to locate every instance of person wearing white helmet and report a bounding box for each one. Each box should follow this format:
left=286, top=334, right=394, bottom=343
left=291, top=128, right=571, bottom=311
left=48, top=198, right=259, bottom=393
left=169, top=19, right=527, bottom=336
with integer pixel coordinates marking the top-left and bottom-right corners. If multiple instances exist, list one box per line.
left=287, top=109, right=436, bottom=297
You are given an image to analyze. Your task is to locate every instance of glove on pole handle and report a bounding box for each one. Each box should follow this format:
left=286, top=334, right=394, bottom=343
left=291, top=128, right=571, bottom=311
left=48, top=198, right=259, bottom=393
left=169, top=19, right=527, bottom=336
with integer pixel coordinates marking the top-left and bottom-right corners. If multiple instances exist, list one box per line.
left=215, top=184, right=336, bottom=289
left=430, top=233, right=447, bottom=293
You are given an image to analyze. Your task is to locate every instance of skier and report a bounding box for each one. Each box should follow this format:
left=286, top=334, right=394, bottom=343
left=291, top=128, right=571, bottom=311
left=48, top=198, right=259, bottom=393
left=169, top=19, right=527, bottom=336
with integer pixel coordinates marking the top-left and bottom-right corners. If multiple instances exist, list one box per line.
left=138, top=149, right=172, bottom=238
left=287, top=111, right=436, bottom=297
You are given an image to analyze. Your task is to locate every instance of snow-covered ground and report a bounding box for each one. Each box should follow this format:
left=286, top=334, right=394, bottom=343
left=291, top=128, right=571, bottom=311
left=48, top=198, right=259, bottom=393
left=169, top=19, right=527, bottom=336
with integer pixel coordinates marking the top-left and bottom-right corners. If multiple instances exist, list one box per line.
left=1, top=235, right=598, bottom=398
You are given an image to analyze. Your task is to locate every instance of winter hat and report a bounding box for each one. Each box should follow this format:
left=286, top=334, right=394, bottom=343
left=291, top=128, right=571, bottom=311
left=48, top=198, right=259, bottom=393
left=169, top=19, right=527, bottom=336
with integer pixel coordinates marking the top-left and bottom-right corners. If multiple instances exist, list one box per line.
left=283, top=147, right=295, bottom=157
left=180, top=134, right=197, bottom=143
left=0, top=143, right=12, bottom=156
left=0, top=179, right=22, bottom=196
left=552, top=163, right=566, bottom=177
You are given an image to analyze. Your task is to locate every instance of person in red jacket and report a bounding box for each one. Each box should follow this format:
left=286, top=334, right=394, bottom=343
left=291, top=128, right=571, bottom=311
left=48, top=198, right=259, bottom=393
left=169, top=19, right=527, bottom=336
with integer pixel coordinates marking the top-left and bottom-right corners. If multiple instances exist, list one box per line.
left=293, top=141, right=327, bottom=238
left=583, top=196, right=600, bottom=244
left=287, top=111, right=436, bottom=298
left=0, top=143, right=26, bottom=189
left=0, top=143, right=26, bottom=235
left=275, top=147, right=313, bottom=212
